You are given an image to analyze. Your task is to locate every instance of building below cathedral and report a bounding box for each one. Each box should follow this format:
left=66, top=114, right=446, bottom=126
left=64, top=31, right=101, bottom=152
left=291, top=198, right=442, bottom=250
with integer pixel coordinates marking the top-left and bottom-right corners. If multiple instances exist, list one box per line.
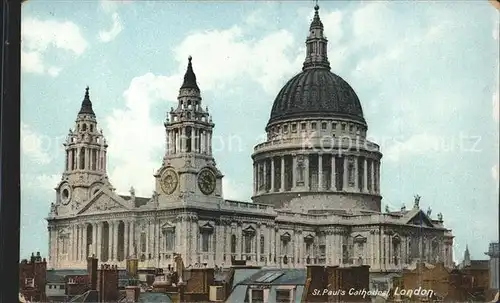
left=46, top=5, right=454, bottom=282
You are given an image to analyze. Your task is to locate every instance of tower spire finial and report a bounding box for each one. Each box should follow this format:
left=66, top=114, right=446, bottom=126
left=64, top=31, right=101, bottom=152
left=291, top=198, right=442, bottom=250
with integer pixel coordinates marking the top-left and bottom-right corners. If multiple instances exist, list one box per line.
left=302, top=3, right=330, bottom=70
left=78, top=86, right=95, bottom=116
left=180, top=55, right=199, bottom=91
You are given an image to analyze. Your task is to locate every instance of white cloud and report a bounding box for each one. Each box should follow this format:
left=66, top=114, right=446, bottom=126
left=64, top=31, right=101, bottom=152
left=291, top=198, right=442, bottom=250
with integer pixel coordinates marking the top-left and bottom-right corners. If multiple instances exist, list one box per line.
left=98, top=12, right=123, bottom=43
left=21, top=17, right=87, bottom=76
left=21, top=123, right=53, bottom=165
left=383, top=133, right=442, bottom=162
left=106, top=73, right=179, bottom=196
left=173, top=26, right=301, bottom=95
left=47, top=66, right=62, bottom=77
left=103, top=16, right=308, bottom=196
left=22, top=173, right=60, bottom=194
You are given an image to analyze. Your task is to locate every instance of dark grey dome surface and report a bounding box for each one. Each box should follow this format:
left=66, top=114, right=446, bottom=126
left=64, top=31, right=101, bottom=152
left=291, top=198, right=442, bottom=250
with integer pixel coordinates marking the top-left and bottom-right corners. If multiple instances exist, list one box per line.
left=268, top=68, right=365, bottom=126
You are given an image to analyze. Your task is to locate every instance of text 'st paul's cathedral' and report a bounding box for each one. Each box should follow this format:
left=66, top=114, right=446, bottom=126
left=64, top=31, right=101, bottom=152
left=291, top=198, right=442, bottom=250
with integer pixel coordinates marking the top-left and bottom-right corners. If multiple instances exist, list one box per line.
left=47, top=5, right=454, bottom=281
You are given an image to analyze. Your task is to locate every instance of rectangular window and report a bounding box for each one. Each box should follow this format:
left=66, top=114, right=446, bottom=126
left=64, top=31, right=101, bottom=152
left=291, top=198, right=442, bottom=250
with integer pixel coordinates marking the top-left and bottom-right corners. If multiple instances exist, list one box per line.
left=60, top=285, right=65, bottom=290
left=283, top=125, right=288, bottom=133
left=301, top=123, right=306, bottom=130
left=341, top=124, right=346, bottom=131
left=332, top=122, right=337, bottom=130
left=245, top=235, right=253, bottom=254
left=202, top=233, right=210, bottom=252
left=319, top=245, right=326, bottom=256
left=311, top=122, right=317, bottom=130
left=25, top=278, right=34, bottom=287
left=321, top=122, right=327, bottom=130
left=165, top=230, right=175, bottom=251
left=349, top=125, right=354, bottom=132
left=306, top=243, right=312, bottom=255
left=251, top=289, right=264, bottom=303
left=140, top=232, right=147, bottom=253
left=291, top=124, right=297, bottom=132
left=276, top=290, right=291, bottom=303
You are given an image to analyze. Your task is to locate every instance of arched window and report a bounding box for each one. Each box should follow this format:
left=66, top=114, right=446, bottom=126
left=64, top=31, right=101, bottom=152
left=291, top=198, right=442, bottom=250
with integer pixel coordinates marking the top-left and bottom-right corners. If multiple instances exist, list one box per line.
left=231, top=235, right=236, bottom=254
left=82, top=124, right=87, bottom=131
left=260, top=235, right=265, bottom=255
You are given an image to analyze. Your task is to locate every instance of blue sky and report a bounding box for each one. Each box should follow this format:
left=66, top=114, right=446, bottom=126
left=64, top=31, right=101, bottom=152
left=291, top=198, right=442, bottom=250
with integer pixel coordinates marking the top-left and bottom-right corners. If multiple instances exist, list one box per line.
left=20, top=0, right=498, bottom=263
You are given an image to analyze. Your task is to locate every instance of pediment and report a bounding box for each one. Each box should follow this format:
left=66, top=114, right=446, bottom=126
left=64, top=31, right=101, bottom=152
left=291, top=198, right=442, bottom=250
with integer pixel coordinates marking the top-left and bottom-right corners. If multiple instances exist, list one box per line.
left=78, top=189, right=129, bottom=214
left=161, top=222, right=175, bottom=231
left=281, top=232, right=291, bottom=242
left=406, top=210, right=434, bottom=228
left=243, top=226, right=256, bottom=235
left=353, top=234, right=367, bottom=244
left=304, top=234, right=315, bottom=242
left=199, top=222, right=214, bottom=233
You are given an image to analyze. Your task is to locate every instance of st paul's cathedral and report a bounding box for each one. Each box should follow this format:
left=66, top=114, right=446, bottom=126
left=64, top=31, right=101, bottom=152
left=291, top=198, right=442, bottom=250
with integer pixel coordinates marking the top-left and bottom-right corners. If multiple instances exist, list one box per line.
left=46, top=5, right=454, bottom=283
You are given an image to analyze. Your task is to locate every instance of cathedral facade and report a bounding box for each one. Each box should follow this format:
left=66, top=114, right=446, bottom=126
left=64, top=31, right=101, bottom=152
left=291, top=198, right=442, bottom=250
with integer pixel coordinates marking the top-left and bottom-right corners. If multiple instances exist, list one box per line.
left=46, top=6, right=454, bottom=279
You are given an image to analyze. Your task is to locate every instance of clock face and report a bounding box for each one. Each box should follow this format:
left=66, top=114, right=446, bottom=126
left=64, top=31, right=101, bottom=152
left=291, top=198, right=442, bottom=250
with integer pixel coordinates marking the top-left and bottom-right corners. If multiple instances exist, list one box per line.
left=60, top=184, right=72, bottom=205
left=198, top=168, right=216, bottom=195
left=161, top=169, right=178, bottom=195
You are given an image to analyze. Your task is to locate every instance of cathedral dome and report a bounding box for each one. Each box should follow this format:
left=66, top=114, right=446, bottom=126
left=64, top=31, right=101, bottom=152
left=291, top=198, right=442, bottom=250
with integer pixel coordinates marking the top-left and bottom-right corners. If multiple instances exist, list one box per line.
left=268, top=69, right=365, bottom=125
left=267, top=5, right=365, bottom=127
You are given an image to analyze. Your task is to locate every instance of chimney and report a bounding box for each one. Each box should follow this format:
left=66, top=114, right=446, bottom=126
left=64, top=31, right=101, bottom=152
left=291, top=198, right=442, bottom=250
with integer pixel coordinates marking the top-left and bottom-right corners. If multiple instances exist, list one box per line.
left=125, top=286, right=141, bottom=302
left=87, top=256, right=98, bottom=290
left=303, top=266, right=327, bottom=302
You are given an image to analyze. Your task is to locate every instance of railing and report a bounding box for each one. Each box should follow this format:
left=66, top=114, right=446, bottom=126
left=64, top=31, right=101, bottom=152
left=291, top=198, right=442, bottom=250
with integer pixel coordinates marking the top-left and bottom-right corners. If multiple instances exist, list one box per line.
left=220, top=200, right=275, bottom=213
left=254, top=137, right=380, bottom=152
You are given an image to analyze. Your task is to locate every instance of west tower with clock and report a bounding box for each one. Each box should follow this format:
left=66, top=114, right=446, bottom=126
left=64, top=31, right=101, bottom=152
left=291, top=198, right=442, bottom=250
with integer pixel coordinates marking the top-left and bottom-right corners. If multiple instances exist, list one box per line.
left=155, top=56, right=224, bottom=207
left=53, top=87, right=113, bottom=216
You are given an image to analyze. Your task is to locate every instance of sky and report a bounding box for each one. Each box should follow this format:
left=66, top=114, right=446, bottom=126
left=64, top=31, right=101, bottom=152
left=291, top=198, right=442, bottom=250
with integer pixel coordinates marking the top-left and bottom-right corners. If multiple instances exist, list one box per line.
left=20, top=0, right=499, bottom=262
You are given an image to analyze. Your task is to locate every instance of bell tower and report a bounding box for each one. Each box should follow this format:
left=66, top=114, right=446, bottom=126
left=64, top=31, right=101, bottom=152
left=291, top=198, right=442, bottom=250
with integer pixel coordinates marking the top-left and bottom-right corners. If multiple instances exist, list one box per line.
left=52, top=87, right=112, bottom=216
left=155, top=56, right=223, bottom=206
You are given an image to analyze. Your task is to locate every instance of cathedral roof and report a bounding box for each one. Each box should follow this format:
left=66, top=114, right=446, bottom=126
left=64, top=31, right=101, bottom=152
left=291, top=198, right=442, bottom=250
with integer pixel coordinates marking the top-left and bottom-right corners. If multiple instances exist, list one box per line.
left=180, top=56, right=199, bottom=91
left=267, top=5, right=365, bottom=127
left=78, top=86, right=95, bottom=116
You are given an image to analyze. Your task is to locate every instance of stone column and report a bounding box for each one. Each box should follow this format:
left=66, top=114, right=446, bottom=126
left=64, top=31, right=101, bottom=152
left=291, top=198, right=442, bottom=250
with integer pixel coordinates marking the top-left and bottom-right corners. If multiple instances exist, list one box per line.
left=191, top=220, right=198, bottom=264
left=388, top=235, right=392, bottom=268
left=263, top=160, right=267, bottom=192
left=237, top=224, right=242, bottom=259
left=256, top=225, right=261, bottom=264
left=124, top=221, right=129, bottom=259
left=69, top=225, right=74, bottom=261
left=318, top=154, right=323, bottom=191
left=275, top=229, right=280, bottom=264
left=331, top=156, right=336, bottom=190
left=85, top=148, right=89, bottom=170
left=225, top=224, right=231, bottom=263
left=103, top=151, right=106, bottom=171
left=292, top=155, right=297, bottom=190
left=363, top=159, right=368, bottom=193
left=191, top=128, right=196, bottom=152
left=208, top=132, right=212, bottom=155
left=280, top=156, right=285, bottom=192
left=108, top=222, right=114, bottom=261
left=129, top=222, right=135, bottom=256
left=304, top=155, right=310, bottom=190
left=92, top=223, right=98, bottom=257
left=354, top=156, right=359, bottom=190
left=113, top=221, right=119, bottom=261
left=81, top=224, right=87, bottom=260
left=97, top=222, right=103, bottom=260
left=343, top=157, right=348, bottom=191
left=377, top=161, right=381, bottom=193
left=253, top=163, right=257, bottom=194
left=270, top=158, right=275, bottom=192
